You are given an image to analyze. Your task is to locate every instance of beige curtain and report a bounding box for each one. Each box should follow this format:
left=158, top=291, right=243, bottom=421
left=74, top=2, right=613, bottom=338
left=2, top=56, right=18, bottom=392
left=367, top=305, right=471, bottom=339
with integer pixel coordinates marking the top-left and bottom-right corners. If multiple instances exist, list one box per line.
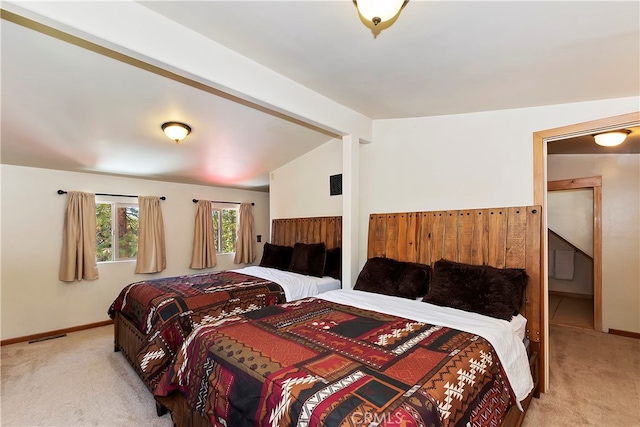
left=59, top=191, right=99, bottom=282
left=135, top=196, right=166, bottom=274
left=190, top=200, right=217, bottom=269
left=234, top=202, right=256, bottom=264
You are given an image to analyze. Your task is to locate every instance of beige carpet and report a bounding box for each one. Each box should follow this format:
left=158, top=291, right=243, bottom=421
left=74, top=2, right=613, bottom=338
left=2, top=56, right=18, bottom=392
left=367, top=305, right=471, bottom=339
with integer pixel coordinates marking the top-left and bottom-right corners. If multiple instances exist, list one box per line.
left=523, top=324, right=640, bottom=427
left=1, top=325, right=171, bottom=426
left=1, top=324, right=639, bottom=426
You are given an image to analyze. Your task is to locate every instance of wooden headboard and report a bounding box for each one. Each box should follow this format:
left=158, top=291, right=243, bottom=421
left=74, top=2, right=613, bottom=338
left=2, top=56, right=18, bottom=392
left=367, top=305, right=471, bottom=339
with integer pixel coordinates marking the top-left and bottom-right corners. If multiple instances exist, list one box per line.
left=271, top=216, right=342, bottom=249
left=367, top=206, right=541, bottom=352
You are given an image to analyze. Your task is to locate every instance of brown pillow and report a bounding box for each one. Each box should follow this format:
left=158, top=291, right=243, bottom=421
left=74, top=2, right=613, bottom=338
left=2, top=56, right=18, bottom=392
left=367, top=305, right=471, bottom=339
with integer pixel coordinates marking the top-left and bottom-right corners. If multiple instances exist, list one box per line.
left=288, top=243, right=327, bottom=278
left=423, top=259, right=528, bottom=320
left=323, top=247, right=342, bottom=280
left=354, top=257, right=431, bottom=300
left=259, top=243, right=294, bottom=271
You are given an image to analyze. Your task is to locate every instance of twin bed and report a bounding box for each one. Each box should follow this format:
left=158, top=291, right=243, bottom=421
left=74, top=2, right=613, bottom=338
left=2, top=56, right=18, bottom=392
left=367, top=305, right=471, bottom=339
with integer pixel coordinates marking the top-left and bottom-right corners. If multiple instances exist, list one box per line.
left=110, top=208, right=541, bottom=427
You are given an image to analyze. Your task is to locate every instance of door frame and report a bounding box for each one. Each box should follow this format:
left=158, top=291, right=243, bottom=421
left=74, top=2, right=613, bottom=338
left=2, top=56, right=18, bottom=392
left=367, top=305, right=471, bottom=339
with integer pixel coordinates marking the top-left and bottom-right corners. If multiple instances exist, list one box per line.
left=547, top=176, right=602, bottom=332
left=532, top=111, right=640, bottom=393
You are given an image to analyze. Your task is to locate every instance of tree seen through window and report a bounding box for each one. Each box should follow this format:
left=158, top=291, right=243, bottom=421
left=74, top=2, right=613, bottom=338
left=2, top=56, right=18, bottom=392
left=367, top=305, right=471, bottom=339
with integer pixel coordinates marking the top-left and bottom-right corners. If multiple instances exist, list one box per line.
left=96, top=202, right=138, bottom=262
left=213, top=208, right=237, bottom=253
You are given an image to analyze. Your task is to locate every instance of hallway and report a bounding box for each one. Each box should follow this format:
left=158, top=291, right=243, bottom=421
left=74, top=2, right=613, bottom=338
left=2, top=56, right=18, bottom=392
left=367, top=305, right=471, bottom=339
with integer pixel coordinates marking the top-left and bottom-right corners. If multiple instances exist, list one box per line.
left=549, top=293, right=593, bottom=330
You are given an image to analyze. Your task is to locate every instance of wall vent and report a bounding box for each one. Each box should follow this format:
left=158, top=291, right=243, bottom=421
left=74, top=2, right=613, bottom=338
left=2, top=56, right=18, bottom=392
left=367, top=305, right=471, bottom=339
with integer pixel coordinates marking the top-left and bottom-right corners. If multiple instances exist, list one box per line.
left=330, top=174, right=342, bottom=196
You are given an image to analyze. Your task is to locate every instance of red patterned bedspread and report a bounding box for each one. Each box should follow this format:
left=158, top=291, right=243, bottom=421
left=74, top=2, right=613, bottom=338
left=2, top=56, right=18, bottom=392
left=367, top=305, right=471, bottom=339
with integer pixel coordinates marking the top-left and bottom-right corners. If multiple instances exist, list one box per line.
left=155, top=297, right=516, bottom=427
left=108, top=271, right=286, bottom=389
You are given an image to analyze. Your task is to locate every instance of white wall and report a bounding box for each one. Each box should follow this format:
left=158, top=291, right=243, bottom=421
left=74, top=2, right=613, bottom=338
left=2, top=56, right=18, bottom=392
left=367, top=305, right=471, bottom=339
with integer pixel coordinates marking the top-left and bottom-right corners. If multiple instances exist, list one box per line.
left=269, top=138, right=342, bottom=222
left=548, top=189, right=594, bottom=257
left=267, top=97, right=639, bottom=293
left=0, top=165, right=270, bottom=340
left=270, top=97, right=640, bottom=333
left=548, top=154, right=640, bottom=333
left=548, top=232, right=593, bottom=296
left=359, top=97, right=639, bottom=272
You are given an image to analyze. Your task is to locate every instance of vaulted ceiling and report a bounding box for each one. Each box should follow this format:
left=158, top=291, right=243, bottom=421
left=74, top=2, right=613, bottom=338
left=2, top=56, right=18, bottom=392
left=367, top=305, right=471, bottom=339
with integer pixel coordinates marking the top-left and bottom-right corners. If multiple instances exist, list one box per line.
left=2, top=1, right=638, bottom=191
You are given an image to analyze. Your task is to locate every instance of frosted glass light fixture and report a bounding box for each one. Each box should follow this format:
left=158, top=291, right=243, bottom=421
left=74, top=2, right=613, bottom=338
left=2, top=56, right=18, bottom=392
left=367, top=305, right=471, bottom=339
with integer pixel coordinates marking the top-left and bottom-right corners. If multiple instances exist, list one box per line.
left=162, top=122, right=191, bottom=143
left=592, top=130, right=630, bottom=147
left=354, top=0, right=406, bottom=26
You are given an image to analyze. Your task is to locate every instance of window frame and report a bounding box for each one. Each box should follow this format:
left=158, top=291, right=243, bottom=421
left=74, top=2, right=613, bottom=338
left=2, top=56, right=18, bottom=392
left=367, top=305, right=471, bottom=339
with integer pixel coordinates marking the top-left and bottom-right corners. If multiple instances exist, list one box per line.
left=96, top=200, right=139, bottom=263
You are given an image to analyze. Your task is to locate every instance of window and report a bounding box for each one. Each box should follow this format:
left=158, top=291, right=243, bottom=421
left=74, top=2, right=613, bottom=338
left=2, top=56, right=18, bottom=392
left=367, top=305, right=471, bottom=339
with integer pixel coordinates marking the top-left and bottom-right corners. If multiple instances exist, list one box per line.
left=96, top=202, right=139, bottom=262
left=212, top=207, right=238, bottom=254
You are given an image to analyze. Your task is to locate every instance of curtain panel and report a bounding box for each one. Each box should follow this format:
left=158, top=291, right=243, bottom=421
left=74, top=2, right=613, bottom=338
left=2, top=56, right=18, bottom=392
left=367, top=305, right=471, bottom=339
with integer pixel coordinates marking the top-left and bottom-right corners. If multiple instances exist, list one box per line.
left=59, top=191, right=99, bottom=282
left=190, top=200, right=217, bottom=269
left=234, top=202, right=256, bottom=264
left=135, top=196, right=167, bottom=274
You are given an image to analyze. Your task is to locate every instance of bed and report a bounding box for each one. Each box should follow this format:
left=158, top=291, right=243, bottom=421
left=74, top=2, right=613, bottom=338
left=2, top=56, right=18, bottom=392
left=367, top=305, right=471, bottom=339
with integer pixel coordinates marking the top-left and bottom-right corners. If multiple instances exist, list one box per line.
left=153, top=206, right=542, bottom=427
left=110, top=216, right=342, bottom=392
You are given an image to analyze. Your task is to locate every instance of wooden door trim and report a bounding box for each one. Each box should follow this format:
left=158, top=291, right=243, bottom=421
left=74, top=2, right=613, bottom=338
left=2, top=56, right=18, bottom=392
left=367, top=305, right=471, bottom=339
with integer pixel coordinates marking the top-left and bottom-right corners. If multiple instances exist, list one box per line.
left=547, top=176, right=602, bottom=191
left=547, top=176, right=602, bottom=332
left=533, top=111, right=640, bottom=394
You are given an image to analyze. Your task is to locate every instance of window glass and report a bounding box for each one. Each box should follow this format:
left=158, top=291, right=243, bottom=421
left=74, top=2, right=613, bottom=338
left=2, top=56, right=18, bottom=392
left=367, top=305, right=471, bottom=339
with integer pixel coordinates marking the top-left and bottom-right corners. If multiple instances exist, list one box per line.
left=96, top=203, right=113, bottom=262
left=212, top=207, right=238, bottom=253
left=212, top=210, right=220, bottom=252
left=221, top=209, right=237, bottom=253
left=116, top=205, right=139, bottom=260
left=96, top=202, right=138, bottom=262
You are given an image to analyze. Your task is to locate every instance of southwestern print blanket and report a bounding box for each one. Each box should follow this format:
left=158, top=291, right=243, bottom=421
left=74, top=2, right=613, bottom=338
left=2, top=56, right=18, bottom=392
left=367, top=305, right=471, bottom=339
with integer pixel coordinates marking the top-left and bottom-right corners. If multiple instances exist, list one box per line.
left=108, top=271, right=286, bottom=389
left=155, top=297, right=516, bottom=427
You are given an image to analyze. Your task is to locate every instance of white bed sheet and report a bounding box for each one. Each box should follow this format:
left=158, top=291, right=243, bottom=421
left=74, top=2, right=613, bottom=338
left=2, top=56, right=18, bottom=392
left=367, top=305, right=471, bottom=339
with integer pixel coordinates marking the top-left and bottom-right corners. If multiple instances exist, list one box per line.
left=414, top=297, right=528, bottom=341
left=233, top=266, right=341, bottom=301
left=510, top=313, right=528, bottom=342
left=319, top=289, right=533, bottom=407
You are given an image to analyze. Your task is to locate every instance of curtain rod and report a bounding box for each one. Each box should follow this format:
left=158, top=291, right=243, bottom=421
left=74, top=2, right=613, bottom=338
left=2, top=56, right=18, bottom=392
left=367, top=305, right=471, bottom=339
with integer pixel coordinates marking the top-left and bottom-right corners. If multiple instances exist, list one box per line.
left=57, top=190, right=166, bottom=200
left=192, top=199, right=254, bottom=206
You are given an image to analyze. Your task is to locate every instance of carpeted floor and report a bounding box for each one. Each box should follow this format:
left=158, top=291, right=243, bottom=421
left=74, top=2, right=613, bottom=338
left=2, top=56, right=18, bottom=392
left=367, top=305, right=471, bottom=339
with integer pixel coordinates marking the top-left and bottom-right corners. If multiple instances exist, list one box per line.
left=549, top=294, right=594, bottom=330
left=522, top=325, right=640, bottom=427
left=1, top=326, right=171, bottom=426
left=1, top=323, right=638, bottom=426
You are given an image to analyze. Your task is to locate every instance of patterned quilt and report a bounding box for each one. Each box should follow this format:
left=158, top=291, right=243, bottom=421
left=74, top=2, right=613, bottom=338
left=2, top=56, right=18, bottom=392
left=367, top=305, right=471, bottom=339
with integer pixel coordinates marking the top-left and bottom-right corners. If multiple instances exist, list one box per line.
left=155, top=297, right=516, bottom=427
left=108, top=271, right=286, bottom=389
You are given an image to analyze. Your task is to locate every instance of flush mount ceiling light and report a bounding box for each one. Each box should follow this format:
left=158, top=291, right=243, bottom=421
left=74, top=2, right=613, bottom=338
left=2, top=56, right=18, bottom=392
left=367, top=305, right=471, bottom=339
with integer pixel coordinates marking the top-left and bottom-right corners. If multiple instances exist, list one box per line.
left=353, top=0, right=407, bottom=27
left=161, top=121, right=191, bottom=143
left=592, top=129, right=631, bottom=147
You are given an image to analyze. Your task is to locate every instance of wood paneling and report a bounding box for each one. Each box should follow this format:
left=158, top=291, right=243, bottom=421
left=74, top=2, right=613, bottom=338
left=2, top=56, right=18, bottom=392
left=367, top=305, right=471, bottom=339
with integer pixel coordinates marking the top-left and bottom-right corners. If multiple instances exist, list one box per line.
left=271, top=216, right=342, bottom=249
left=367, top=206, right=542, bottom=347
left=384, top=213, right=399, bottom=260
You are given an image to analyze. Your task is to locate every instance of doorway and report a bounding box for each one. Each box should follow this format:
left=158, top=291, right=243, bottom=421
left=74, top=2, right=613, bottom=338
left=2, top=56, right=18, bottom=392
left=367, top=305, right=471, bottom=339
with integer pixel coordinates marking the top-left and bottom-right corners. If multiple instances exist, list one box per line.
left=546, top=177, right=602, bottom=331
left=532, top=111, right=640, bottom=393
